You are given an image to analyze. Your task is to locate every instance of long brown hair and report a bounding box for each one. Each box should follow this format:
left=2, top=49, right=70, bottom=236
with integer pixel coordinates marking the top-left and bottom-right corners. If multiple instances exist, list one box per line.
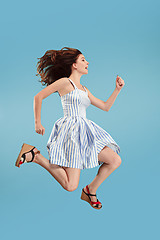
left=36, top=47, right=82, bottom=90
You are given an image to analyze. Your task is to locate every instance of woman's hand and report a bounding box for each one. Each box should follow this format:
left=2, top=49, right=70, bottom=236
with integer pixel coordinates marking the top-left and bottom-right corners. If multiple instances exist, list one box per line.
left=116, top=75, right=125, bottom=91
left=35, top=122, right=45, bottom=136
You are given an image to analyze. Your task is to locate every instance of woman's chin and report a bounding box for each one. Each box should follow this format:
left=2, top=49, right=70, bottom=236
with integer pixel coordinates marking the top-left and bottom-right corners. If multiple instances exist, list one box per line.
left=81, top=70, right=88, bottom=75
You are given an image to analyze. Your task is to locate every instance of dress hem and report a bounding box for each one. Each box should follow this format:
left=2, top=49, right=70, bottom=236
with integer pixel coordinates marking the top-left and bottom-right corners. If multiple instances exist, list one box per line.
left=48, top=142, right=120, bottom=170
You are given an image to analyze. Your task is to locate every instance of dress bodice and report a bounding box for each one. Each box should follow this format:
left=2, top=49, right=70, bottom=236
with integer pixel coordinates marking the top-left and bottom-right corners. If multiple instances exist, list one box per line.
left=60, top=78, right=91, bottom=118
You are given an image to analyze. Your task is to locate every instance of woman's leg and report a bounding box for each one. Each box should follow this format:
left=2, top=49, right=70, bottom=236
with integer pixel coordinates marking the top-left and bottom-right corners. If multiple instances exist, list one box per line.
left=24, top=147, right=81, bottom=192
left=84, top=146, right=122, bottom=207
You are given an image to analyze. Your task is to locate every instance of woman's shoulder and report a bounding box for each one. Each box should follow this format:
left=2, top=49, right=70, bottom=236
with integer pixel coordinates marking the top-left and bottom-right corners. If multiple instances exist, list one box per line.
left=35, top=77, right=69, bottom=99
left=57, top=77, right=74, bottom=97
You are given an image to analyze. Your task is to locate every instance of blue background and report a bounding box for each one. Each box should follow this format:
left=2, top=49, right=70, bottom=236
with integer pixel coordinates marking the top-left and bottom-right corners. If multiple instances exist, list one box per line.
left=1, top=0, right=160, bottom=239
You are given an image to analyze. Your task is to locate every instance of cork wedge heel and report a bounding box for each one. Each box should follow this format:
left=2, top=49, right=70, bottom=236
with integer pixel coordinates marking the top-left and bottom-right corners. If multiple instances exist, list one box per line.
left=81, top=185, right=102, bottom=210
left=15, top=143, right=40, bottom=168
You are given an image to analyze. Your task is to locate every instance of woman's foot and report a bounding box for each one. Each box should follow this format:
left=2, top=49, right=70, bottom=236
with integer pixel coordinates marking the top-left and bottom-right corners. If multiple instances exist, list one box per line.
left=83, top=185, right=102, bottom=208
left=15, top=143, right=40, bottom=168
left=22, top=147, right=40, bottom=163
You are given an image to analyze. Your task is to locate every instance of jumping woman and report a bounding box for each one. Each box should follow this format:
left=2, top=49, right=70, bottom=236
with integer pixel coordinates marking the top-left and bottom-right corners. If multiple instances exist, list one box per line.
left=15, top=47, right=125, bottom=210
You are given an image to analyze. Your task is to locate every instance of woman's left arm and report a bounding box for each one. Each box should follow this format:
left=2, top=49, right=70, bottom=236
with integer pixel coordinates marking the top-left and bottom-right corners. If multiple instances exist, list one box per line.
left=105, top=75, right=125, bottom=111
left=84, top=75, right=125, bottom=112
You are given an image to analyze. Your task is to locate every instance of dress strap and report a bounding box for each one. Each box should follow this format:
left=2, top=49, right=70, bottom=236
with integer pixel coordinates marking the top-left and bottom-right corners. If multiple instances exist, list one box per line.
left=68, top=78, right=77, bottom=90
left=83, top=86, right=87, bottom=92
left=68, top=78, right=87, bottom=92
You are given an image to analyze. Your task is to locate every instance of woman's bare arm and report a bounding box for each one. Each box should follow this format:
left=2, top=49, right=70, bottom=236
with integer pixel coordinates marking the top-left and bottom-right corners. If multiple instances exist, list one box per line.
left=34, top=96, right=42, bottom=124
left=35, top=77, right=68, bottom=100
left=33, top=77, right=68, bottom=124
left=84, top=86, right=121, bottom=112
left=84, top=86, right=107, bottom=111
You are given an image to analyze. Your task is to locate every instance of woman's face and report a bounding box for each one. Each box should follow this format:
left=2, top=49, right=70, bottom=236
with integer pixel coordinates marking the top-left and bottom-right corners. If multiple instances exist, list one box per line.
left=73, top=54, right=89, bottom=74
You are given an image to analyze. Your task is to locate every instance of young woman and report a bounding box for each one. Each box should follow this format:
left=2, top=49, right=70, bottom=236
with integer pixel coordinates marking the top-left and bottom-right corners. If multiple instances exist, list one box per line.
left=15, top=47, right=125, bottom=210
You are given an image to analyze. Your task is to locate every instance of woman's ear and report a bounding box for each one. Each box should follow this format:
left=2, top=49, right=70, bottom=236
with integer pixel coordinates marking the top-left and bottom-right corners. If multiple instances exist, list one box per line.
left=72, top=63, right=77, bottom=69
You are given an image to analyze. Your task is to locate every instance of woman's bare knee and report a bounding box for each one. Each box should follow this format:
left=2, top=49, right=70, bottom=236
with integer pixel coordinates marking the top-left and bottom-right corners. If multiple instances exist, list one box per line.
left=111, top=155, right=122, bottom=169
left=65, top=183, right=79, bottom=192
left=62, top=167, right=81, bottom=192
left=98, top=146, right=122, bottom=168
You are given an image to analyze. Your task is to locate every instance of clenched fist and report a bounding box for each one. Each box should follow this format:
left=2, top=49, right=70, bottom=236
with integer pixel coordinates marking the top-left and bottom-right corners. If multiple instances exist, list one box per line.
left=35, top=122, right=45, bottom=136
left=116, top=75, right=125, bottom=91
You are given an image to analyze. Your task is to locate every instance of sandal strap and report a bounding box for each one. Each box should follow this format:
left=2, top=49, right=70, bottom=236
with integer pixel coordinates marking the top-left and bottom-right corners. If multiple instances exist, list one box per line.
left=29, top=149, right=40, bottom=162
left=91, top=200, right=101, bottom=204
left=21, top=147, right=40, bottom=163
left=30, top=147, right=35, bottom=162
left=82, top=188, right=96, bottom=197
left=92, top=203, right=102, bottom=208
left=86, top=185, right=97, bottom=196
left=91, top=198, right=102, bottom=208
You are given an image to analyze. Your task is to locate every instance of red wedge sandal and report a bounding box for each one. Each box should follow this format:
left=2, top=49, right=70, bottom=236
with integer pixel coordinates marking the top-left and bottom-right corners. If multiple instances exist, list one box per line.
left=15, top=143, right=40, bottom=168
left=81, top=185, right=102, bottom=210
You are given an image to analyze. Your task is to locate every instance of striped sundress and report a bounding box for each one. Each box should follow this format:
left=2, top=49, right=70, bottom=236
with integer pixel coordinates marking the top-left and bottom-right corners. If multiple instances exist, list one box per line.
left=47, top=78, right=120, bottom=169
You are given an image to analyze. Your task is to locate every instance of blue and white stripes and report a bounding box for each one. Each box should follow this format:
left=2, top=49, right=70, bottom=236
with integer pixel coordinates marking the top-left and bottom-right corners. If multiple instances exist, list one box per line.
left=47, top=78, right=120, bottom=169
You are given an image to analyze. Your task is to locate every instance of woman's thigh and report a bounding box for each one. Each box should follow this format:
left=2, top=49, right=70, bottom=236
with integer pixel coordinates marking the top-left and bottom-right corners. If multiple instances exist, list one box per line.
left=62, top=166, right=81, bottom=189
left=98, top=146, right=121, bottom=167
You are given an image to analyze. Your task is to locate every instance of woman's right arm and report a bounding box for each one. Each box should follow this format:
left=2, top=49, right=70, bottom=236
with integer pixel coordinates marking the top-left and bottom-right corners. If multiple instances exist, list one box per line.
left=34, top=96, right=42, bottom=125
left=34, top=96, right=45, bottom=135
left=33, top=77, right=67, bottom=135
